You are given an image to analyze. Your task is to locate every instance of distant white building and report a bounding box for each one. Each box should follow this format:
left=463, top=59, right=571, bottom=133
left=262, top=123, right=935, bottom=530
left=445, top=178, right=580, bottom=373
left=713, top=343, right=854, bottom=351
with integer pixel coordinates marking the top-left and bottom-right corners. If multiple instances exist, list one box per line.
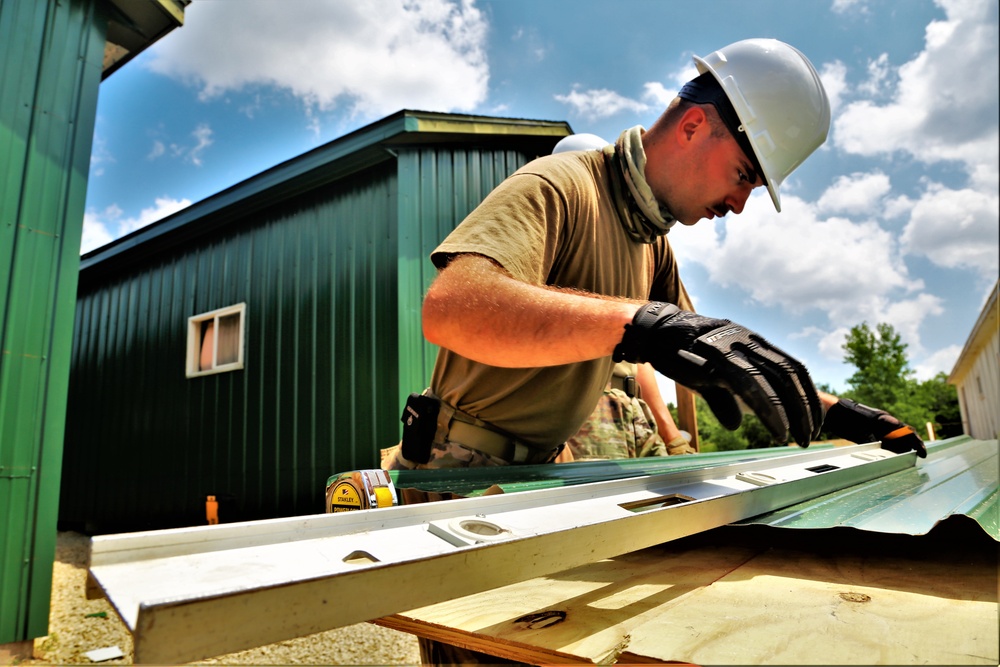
left=949, top=280, right=1000, bottom=440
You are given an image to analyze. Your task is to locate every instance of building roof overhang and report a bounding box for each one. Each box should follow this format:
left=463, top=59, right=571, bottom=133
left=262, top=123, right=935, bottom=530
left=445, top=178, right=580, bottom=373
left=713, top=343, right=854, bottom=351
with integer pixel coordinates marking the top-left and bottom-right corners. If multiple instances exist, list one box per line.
left=102, top=0, right=191, bottom=79
left=79, top=110, right=571, bottom=280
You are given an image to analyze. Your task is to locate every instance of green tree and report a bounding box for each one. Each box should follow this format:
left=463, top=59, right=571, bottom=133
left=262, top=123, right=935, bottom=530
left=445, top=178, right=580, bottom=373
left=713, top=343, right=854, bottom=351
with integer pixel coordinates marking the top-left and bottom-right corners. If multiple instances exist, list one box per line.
left=694, top=396, right=748, bottom=452
left=670, top=323, right=962, bottom=452
left=912, top=372, right=963, bottom=438
left=741, top=413, right=778, bottom=449
left=842, top=322, right=911, bottom=408
left=837, top=322, right=960, bottom=441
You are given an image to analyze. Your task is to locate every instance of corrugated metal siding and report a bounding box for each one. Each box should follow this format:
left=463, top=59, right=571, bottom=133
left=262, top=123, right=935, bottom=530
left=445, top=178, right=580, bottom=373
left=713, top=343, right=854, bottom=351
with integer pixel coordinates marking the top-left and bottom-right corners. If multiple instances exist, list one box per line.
left=0, top=0, right=104, bottom=643
left=63, top=163, right=399, bottom=531
left=956, top=327, right=999, bottom=440
left=950, top=281, right=999, bottom=440
left=739, top=436, right=999, bottom=541
left=395, top=147, right=537, bottom=404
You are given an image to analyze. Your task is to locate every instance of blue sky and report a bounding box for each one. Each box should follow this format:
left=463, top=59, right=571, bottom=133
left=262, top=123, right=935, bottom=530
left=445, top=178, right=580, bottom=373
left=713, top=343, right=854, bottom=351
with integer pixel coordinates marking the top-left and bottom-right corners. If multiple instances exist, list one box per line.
left=84, top=0, right=999, bottom=401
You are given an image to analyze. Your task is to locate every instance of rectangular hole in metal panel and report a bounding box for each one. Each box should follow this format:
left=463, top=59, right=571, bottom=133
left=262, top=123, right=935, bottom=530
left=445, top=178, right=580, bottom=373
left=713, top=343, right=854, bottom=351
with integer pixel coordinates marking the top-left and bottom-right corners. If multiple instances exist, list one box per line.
left=619, top=493, right=696, bottom=513
left=805, top=464, right=840, bottom=473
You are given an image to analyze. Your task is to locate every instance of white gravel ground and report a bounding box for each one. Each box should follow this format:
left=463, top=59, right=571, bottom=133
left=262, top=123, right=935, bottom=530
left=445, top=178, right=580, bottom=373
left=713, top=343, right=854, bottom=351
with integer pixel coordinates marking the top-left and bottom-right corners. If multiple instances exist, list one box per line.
left=23, top=532, right=421, bottom=665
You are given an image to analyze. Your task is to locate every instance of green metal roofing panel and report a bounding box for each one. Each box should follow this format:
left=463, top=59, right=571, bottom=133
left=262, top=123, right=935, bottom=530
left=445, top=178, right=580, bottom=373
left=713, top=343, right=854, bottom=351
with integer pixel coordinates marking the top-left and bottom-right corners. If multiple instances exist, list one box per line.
left=738, top=436, right=998, bottom=540
left=377, top=437, right=998, bottom=542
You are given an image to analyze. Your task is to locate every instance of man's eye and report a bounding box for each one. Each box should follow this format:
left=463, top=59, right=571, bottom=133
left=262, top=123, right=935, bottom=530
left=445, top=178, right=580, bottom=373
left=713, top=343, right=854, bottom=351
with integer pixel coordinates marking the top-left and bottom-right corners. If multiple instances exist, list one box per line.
left=738, top=170, right=748, bottom=183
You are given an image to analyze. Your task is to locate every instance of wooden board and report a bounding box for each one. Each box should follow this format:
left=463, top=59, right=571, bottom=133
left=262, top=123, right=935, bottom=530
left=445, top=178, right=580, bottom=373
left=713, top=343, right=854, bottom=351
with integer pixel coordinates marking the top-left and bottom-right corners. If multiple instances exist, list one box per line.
left=377, top=527, right=999, bottom=665
left=379, top=542, right=761, bottom=664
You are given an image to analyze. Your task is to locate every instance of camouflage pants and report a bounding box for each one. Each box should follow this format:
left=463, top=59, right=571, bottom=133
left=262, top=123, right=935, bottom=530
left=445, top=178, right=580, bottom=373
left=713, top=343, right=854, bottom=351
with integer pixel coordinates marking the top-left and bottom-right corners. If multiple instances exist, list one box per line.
left=565, top=387, right=668, bottom=461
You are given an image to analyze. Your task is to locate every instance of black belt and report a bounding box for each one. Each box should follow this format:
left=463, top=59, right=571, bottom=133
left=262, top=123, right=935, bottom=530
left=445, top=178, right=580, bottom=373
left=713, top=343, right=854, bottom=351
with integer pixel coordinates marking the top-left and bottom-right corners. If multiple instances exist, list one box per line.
left=446, top=419, right=559, bottom=464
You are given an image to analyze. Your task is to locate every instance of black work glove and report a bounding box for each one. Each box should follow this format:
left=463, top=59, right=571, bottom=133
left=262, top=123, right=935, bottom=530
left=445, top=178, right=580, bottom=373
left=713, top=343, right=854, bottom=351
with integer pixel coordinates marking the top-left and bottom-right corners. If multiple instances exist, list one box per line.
left=823, top=398, right=927, bottom=458
left=614, top=303, right=822, bottom=446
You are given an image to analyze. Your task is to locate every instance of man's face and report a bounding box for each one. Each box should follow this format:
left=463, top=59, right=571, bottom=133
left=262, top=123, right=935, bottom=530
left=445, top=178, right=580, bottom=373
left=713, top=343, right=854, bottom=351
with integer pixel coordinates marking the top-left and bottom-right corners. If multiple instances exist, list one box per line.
left=654, top=115, right=765, bottom=226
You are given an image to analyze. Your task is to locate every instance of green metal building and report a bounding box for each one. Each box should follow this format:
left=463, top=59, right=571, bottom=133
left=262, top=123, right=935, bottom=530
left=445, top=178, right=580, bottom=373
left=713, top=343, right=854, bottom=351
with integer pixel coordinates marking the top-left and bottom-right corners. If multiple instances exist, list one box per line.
left=60, top=110, right=570, bottom=534
left=0, top=0, right=190, bottom=650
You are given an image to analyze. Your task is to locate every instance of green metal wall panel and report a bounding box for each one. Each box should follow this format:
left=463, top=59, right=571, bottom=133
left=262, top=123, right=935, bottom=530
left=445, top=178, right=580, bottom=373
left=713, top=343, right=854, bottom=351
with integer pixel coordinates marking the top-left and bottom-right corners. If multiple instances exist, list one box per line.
left=395, top=147, right=535, bottom=409
left=63, top=163, right=400, bottom=532
left=0, top=0, right=104, bottom=644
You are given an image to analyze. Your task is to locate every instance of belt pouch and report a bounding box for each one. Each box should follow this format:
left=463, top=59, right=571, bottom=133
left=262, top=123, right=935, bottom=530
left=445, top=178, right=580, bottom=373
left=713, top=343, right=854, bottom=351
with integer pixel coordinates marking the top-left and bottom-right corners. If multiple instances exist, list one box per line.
left=400, top=393, right=440, bottom=464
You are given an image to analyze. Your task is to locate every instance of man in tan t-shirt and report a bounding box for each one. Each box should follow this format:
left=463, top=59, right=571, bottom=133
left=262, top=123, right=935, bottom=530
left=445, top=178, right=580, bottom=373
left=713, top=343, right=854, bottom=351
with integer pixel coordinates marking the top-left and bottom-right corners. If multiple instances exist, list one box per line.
left=385, top=39, right=925, bottom=477
left=387, top=37, right=928, bottom=667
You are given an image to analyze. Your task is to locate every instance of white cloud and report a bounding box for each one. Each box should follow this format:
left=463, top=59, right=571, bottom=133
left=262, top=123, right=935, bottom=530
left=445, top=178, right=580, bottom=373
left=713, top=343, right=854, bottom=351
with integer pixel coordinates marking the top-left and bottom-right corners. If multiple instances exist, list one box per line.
left=881, top=293, right=945, bottom=355
left=673, top=194, right=917, bottom=320
left=81, top=206, right=119, bottom=254
left=831, top=0, right=870, bottom=15
left=641, top=82, right=676, bottom=110
left=88, top=135, right=115, bottom=177
left=913, top=344, right=962, bottom=380
left=81, top=197, right=191, bottom=255
left=670, top=191, right=962, bottom=356
left=857, top=53, right=892, bottom=98
left=188, top=124, right=213, bottom=166
left=554, top=87, right=650, bottom=120
left=147, top=140, right=165, bottom=160
left=819, top=60, right=848, bottom=115
left=145, top=0, right=489, bottom=121
left=818, top=326, right=852, bottom=361
left=900, top=182, right=1000, bottom=278
left=816, top=171, right=892, bottom=216
left=591, top=60, right=693, bottom=121
left=834, top=0, right=999, bottom=173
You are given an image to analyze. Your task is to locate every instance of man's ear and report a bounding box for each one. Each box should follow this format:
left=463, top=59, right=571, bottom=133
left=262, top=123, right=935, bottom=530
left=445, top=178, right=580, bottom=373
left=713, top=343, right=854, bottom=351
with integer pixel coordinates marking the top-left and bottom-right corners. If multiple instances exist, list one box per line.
left=676, top=105, right=708, bottom=144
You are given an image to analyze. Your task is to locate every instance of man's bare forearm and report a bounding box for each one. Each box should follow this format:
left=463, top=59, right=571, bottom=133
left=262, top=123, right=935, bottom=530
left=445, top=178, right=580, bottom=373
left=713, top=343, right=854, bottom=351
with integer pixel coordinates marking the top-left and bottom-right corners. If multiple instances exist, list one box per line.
left=422, top=254, right=640, bottom=367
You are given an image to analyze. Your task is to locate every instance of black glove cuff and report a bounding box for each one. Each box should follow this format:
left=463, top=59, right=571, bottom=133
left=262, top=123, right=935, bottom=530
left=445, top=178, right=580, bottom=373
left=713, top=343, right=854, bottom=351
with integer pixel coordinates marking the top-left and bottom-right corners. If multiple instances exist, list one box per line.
left=612, top=302, right=680, bottom=363
left=823, top=398, right=883, bottom=443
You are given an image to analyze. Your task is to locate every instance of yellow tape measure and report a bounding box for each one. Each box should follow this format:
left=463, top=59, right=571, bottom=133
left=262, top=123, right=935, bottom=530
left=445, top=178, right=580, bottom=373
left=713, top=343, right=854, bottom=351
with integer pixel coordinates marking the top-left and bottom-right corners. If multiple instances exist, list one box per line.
left=327, top=469, right=398, bottom=512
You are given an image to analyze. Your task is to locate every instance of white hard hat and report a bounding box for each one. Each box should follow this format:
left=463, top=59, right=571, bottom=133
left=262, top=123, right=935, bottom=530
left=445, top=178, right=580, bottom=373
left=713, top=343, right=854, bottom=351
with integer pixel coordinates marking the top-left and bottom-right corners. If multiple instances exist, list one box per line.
left=552, top=133, right=609, bottom=154
left=688, top=38, right=831, bottom=212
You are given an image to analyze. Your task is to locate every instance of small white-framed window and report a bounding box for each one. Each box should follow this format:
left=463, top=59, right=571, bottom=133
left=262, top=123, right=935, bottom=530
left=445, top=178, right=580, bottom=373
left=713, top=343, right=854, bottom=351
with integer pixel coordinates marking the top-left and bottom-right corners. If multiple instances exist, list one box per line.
left=186, top=303, right=246, bottom=378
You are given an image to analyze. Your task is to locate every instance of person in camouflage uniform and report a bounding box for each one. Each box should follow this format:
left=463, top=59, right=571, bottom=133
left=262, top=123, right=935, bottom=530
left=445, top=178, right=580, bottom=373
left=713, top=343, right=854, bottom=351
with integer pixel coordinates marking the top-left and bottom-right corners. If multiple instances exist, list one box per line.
left=563, top=361, right=694, bottom=462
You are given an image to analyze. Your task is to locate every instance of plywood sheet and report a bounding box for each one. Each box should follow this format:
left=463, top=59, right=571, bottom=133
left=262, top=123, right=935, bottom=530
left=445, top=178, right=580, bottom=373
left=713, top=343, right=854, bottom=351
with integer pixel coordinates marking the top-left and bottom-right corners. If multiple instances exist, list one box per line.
left=381, top=529, right=998, bottom=665
left=619, top=545, right=997, bottom=665
left=379, top=541, right=762, bottom=664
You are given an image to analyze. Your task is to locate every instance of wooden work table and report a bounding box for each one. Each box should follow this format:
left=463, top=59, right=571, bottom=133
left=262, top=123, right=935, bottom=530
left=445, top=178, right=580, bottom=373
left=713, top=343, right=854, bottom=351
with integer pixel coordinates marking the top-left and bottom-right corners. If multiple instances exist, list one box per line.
left=377, top=524, right=998, bottom=665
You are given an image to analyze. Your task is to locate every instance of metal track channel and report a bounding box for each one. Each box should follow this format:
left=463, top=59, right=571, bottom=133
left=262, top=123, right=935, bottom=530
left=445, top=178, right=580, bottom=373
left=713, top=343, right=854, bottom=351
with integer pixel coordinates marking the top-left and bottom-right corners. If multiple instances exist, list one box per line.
left=88, top=443, right=911, bottom=664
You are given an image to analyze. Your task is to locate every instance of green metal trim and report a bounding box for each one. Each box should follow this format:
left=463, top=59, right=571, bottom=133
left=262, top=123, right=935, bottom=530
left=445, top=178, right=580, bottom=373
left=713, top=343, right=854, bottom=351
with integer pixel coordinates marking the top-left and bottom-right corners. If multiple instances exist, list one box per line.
left=0, top=0, right=105, bottom=644
left=335, top=437, right=999, bottom=542
left=412, top=115, right=570, bottom=137
left=347, top=446, right=835, bottom=498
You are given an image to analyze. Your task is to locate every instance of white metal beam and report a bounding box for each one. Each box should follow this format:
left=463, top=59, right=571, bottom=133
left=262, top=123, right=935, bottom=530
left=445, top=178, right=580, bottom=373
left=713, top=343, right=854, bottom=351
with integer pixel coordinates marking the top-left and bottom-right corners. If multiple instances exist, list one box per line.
left=88, top=444, right=911, bottom=664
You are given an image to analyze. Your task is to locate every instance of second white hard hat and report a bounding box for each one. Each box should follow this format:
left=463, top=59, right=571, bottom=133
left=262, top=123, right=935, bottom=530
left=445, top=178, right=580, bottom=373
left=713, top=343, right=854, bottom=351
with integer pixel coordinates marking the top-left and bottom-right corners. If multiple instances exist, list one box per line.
left=552, top=133, right=609, bottom=154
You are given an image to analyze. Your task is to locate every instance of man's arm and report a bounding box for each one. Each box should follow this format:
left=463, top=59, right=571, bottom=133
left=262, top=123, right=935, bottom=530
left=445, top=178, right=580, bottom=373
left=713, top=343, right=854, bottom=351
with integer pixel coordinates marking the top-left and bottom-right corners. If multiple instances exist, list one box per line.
left=425, top=259, right=824, bottom=446
left=818, top=390, right=839, bottom=411
left=422, top=253, right=639, bottom=368
left=817, top=390, right=927, bottom=458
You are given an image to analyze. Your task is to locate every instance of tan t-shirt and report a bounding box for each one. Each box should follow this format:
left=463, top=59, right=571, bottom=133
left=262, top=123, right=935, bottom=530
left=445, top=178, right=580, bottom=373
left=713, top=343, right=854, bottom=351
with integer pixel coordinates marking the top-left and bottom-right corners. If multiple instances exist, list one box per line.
left=429, top=148, right=690, bottom=449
